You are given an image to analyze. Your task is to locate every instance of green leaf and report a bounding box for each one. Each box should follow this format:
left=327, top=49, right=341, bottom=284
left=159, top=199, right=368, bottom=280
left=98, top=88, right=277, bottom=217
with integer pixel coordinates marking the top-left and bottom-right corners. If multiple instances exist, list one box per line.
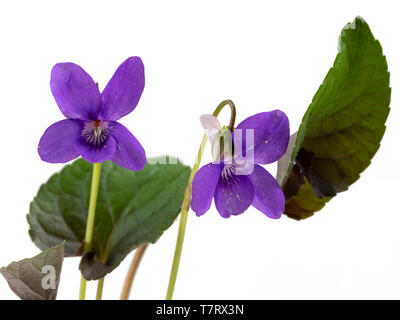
left=0, top=244, right=64, bottom=300
left=277, top=17, right=390, bottom=220
left=28, top=157, right=191, bottom=279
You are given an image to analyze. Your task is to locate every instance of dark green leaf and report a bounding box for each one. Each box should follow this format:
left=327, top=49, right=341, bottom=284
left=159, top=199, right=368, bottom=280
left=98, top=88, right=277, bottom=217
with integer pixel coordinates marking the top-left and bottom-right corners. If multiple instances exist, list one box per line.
left=0, top=244, right=64, bottom=300
left=28, top=157, right=191, bottom=279
left=277, top=17, right=390, bottom=219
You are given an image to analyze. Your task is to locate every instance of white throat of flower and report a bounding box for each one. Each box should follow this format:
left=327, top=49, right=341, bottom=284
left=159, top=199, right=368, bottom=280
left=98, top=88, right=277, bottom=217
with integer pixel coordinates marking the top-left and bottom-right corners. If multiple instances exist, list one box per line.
left=82, top=120, right=110, bottom=146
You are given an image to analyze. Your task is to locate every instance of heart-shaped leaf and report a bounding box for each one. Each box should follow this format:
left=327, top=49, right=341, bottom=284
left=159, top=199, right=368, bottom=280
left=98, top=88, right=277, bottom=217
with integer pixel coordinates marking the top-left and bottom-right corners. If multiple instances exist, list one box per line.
left=0, top=244, right=64, bottom=300
left=277, top=17, right=390, bottom=220
left=28, top=157, right=190, bottom=279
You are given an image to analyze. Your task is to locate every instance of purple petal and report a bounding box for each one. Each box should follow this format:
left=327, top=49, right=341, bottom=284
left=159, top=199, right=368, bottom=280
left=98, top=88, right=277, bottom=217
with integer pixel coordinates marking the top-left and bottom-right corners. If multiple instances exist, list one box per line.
left=74, top=135, right=116, bottom=163
left=50, top=63, right=102, bottom=120
left=99, top=57, right=145, bottom=121
left=235, top=110, right=290, bottom=164
left=248, top=164, right=285, bottom=219
left=109, top=122, right=146, bottom=171
left=191, top=163, right=224, bottom=216
left=214, top=175, right=254, bottom=218
left=38, top=119, right=82, bottom=163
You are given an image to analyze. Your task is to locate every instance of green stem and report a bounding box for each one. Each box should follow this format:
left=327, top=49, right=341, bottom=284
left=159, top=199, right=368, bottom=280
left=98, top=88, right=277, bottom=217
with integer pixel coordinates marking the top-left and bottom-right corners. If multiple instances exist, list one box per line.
left=79, top=162, right=102, bottom=300
left=166, top=100, right=236, bottom=300
left=96, top=278, right=105, bottom=300
left=79, top=276, right=87, bottom=300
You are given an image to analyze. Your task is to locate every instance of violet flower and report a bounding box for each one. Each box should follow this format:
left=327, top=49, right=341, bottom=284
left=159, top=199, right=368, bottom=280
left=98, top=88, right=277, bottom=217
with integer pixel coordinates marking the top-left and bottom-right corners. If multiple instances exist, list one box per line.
left=191, top=110, right=289, bottom=218
left=38, top=57, right=146, bottom=171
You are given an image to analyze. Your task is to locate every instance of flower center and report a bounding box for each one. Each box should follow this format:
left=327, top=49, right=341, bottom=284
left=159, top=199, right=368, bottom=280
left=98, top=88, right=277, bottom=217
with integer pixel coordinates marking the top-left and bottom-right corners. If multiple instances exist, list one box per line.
left=221, top=160, right=237, bottom=180
left=221, top=158, right=250, bottom=180
left=82, top=120, right=110, bottom=146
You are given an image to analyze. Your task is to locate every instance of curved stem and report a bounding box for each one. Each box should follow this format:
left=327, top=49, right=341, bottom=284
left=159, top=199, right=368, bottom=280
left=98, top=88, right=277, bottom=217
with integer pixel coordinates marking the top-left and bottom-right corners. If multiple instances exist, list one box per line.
left=213, top=99, right=236, bottom=132
left=79, top=162, right=102, bottom=300
left=120, top=244, right=148, bottom=300
left=166, top=100, right=236, bottom=300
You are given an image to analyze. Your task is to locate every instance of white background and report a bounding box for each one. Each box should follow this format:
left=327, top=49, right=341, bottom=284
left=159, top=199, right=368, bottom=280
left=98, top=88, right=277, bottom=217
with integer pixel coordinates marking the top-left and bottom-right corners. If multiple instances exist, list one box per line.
left=0, top=0, right=399, bottom=300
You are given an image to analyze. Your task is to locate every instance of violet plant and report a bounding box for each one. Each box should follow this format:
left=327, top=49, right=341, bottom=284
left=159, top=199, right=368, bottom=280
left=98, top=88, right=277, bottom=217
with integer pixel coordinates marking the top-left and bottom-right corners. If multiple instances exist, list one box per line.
left=164, top=16, right=391, bottom=299
left=39, top=56, right=147, bottom=299
left=165, top=101, right=290, bottom=298
left=0, top=16, right=391, bottom=300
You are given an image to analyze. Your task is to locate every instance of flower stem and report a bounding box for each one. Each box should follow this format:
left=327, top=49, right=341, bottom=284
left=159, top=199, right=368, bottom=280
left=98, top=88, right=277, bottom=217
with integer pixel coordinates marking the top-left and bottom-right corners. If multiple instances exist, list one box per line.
left=120, top=244, right=148, bottom=300
left=96, top=278, right=105, bottom=300
left=79, top=162, right=102, bottom=300
left=166, top=100, right=236, bottom=300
